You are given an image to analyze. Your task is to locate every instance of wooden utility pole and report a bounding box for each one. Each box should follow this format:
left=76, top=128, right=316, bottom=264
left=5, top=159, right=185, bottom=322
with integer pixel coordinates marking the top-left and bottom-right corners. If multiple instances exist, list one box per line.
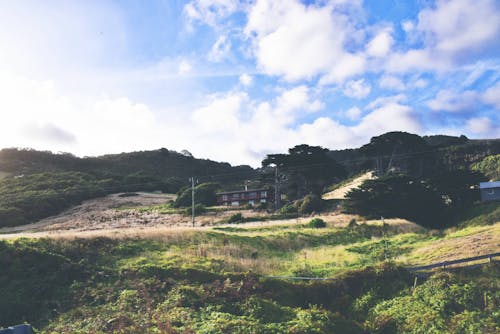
left=190, top=177, right=196, bottom=227
left=274, top=165, right=280, bottom=211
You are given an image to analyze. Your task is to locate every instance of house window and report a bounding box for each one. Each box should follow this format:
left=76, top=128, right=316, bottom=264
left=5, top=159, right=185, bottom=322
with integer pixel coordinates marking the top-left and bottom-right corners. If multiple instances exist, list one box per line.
left=222, top=195, right=228, bottom=201
left=249, top=192, right=257, bottom=199
left=260, top=191, right=267, bottom=197
left=232, top=193, right=240, bottom=199
left=488, top=189, right=495, bottom=195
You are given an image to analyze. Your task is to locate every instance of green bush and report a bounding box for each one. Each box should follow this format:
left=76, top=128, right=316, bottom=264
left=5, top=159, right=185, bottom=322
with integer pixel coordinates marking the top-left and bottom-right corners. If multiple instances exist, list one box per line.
left=295, top=194, right=326, bottom=214
left=280, top=203, right=297, bottom=215
left=227, top=213, right=243, bottom=223
left=308, top=218, right=326, bottom=228
left=184, top=203, right=206, bottom=216
left=174, top=182, right=220, bottom=207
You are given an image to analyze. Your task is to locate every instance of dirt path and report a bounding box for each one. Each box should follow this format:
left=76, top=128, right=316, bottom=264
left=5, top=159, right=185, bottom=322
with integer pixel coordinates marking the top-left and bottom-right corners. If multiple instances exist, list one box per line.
left=322, top=172, right=374, bottom=200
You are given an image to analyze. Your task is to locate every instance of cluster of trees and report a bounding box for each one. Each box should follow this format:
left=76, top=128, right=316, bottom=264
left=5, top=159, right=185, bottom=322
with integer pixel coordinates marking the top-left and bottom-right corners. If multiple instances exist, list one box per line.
left=262, top=144, right=346, bottom=200
left=344, top=170, right=487, bottom=228
left=472, top=154, right=500, bottom=181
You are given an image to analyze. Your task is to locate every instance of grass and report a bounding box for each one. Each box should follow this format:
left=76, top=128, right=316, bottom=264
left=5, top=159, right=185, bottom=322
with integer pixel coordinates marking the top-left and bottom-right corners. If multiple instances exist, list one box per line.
left=1, top=211, right=499, bottom=333
left=0, top=171, right=10, bottom=180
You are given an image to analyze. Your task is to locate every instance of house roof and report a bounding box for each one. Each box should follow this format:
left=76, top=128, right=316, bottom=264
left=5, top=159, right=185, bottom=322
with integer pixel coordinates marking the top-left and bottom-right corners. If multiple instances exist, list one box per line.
left=216, top=189, right=268, bottom=195
left=480, top=181, right=500, bottom=189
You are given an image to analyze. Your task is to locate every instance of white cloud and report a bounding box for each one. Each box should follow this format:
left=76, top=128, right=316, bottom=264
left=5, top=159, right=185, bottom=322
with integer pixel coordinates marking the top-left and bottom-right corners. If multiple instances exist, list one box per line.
left=0, top=71, right=165, bottom=156
left=417, top=0, right=500, bottom=55
left=366, top=28, right=393, bottom=57
left=245, top=0, right=366, bottom=83
left=184, top=0, right=239, bottom=27
left=208, top=35, right=231, bottom=62
left=387, top=0, right=500, bottom=73
left=466, top=117, right=493, bottom=134
left=366, top=94, right=407, bottom=110
left=379, top=75, right=405, bottom=91
left=427, top=89, right=478, bottom=112
left=343, top=79, right=371, bottom=99
left=239, top=73, right=253, bottom=86
left=178, top=60, right=193, bottom=75
left=482, top=82, right=500, bottom=109
left=191, top=92, right=246, bottom=133
left=345, top=107, right=362, bottom=121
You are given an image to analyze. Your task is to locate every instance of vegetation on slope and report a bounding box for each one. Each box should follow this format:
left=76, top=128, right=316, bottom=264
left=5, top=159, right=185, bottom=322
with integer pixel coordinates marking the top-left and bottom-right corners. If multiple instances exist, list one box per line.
left=1, top=212, right=499, bottom=333
left=0, top=148, right=254, bottom=227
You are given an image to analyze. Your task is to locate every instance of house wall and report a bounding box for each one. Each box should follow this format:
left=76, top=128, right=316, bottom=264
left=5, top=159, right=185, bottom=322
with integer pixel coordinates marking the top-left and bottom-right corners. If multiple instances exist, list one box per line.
left=480, top=187, right=500, bottom=202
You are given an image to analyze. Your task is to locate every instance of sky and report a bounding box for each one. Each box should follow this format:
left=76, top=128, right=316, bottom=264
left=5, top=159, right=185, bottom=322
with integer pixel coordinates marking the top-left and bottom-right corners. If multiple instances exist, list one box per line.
left=0, top=0, right=499, bottom=167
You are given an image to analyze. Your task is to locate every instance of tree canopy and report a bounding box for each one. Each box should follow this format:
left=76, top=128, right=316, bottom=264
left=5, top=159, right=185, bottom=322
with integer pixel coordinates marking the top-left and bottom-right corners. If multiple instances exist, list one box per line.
left=262, top=144, right=346, bottom=199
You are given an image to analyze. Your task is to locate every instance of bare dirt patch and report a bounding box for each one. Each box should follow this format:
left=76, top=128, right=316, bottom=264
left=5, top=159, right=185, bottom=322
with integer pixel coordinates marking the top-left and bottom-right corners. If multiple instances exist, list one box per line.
left=322, top=171, right=375, bottom=200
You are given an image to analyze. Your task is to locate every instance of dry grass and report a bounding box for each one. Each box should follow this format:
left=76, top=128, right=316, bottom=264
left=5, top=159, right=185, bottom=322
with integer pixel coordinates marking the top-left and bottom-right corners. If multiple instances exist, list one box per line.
left=403, top=224, right=500, bottom=265
left=322, top=171, right=375, bottom=200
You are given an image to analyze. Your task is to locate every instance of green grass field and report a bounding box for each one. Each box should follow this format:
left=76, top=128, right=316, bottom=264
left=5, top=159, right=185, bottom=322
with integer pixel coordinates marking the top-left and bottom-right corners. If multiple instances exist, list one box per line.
left=1, top=202, right=499, bottom=333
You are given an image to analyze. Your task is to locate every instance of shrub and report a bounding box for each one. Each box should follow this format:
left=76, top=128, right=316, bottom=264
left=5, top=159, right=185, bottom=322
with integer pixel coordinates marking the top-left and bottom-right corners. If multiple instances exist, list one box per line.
left=308, top=218, right=326, bottom=228
left=174, top=182, right=220, bottom=207
left=295, top=194, right=326, bottom=214
left=227, top=213, right=243, bottom=224
left=280, top=203, right=297, bottom=215
left=184, top=204, right=206, bottom=215
left=256, top=202, right=268, bottom=211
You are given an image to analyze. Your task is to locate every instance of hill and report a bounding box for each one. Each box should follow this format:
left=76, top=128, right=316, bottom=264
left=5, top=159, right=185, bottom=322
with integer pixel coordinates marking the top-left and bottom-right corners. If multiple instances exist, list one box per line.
left=0, top=148, right=254, bottom=227
left=0, top=210, right=498, bottom=333
left=328, top=134, right=500, bottom=177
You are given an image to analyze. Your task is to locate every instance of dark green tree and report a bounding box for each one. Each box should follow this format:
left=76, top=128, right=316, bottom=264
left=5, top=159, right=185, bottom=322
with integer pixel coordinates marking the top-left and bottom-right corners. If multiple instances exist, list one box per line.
left=174, top=182, right=220, bottom=207
left=262, top=144, right=346, bottom=199
left=360, top=132, right=432, bottom=176
left=344, top=175, right=447, bottom=228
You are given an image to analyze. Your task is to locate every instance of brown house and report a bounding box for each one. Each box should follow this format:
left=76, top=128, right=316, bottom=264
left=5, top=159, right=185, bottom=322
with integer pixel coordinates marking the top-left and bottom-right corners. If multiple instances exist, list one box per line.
left=216, top=188, right=274, bottom=206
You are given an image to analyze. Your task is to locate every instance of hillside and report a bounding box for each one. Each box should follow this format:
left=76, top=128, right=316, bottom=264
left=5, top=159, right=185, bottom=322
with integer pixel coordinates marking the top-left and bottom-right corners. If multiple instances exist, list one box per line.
left=0, top=148, right=255, bottom=227
left=0, top=205, right=498, bottom=333
left=328, top=135, right=500, bottom=177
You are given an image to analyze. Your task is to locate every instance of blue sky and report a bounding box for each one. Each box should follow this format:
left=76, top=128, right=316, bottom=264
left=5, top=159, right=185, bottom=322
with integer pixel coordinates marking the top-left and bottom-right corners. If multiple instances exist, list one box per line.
left=0, top=0, right=499, bottom=166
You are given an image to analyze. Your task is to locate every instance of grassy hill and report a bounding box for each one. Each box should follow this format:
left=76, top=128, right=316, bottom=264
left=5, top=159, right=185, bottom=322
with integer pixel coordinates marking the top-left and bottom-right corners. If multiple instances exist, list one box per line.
left=0, top=148, right=255, bottom=227
left=1, top=206, right=498, bottom=333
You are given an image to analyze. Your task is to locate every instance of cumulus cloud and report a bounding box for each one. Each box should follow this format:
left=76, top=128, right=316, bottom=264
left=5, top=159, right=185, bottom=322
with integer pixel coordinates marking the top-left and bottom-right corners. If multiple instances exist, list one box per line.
left=417, top=0, right=500, bottom=55
left=482, top=82, right=500, bottom=109
left=239, top=73, right=253, bottom=86
left=427, top=89, right=478, bottom=112
left=343, top=79, right=371, bottom=99
left=184, top=0, right=239, bottom=27
left=387, top=0, right=500, bottom=73
left=244, top=0, right=366, bottom=83
left=466, top=117, right=492, bottom=134
left=366, top=28, right=393, bottom=57
left=379, top=75, right=406, bottom=91
left=208, top=35, right=231, bottom=62
left=22, top=123, right=77, bottom=144
left=345, top=106, right=362, bottom=121
left=0, top=71, right=165, bottom=156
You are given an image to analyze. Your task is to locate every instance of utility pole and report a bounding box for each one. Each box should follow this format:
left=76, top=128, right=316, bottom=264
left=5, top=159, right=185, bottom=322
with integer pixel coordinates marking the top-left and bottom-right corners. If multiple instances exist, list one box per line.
left=190, top=177, right=196, bottom=227
left=274, top=165, right=280, bottom=211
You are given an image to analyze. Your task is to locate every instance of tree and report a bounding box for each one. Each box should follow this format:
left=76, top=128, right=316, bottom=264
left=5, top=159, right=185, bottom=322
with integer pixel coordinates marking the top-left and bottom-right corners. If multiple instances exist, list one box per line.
left=262, top=144, right=346, bottom=199
left=471, top=155, right=500, bottom=181
left=344, top=175, right=447, bottom=228
left=174, top=182, right=220, bottom=207
left=360, top=132, right=432, bottom=176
